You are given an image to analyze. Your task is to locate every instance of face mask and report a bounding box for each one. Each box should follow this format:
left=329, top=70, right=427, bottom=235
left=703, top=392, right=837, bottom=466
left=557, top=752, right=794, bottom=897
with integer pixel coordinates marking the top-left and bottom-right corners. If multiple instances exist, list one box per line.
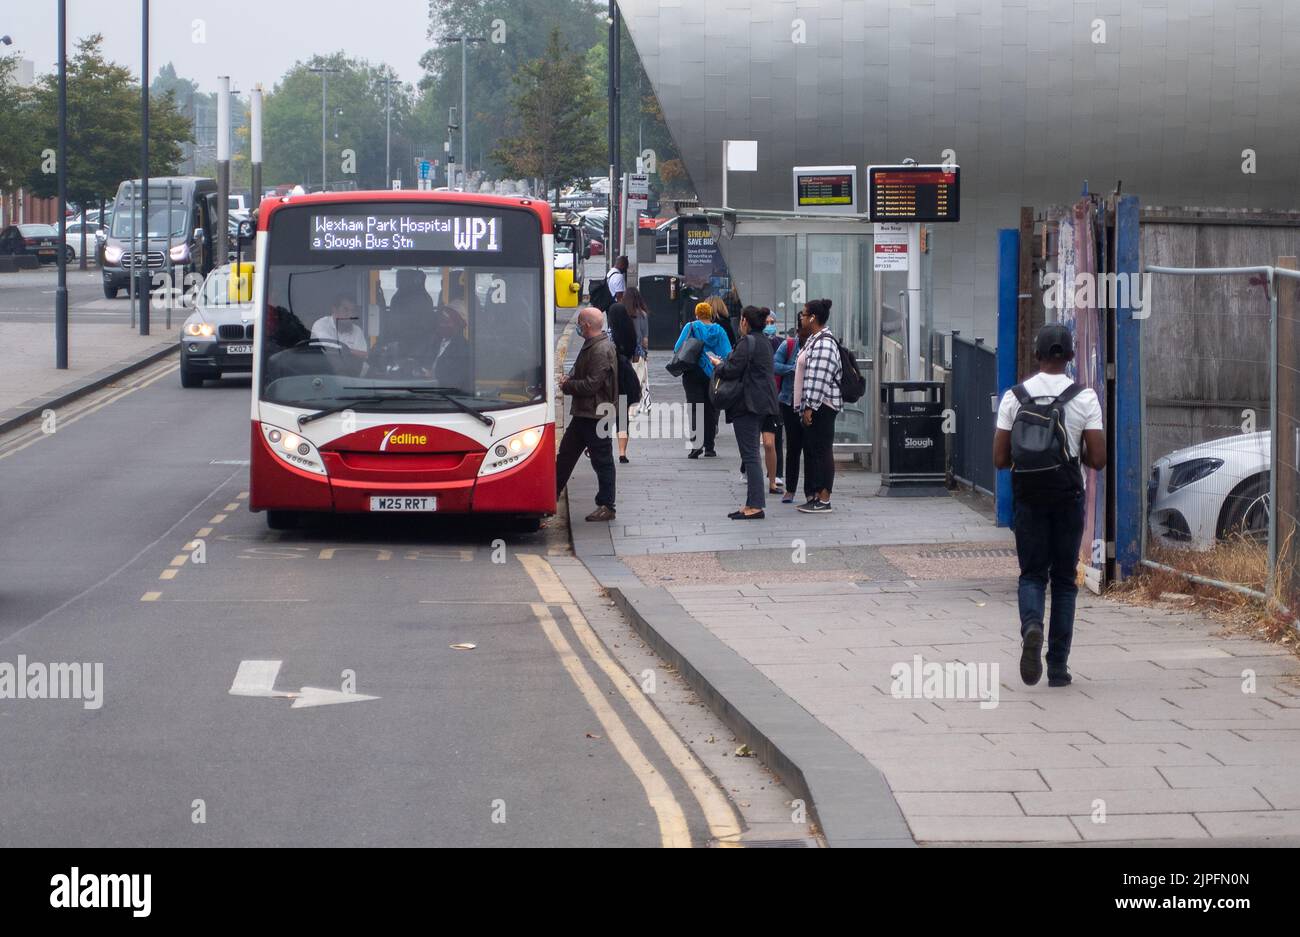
left=763, top=324, right=777, bottom=336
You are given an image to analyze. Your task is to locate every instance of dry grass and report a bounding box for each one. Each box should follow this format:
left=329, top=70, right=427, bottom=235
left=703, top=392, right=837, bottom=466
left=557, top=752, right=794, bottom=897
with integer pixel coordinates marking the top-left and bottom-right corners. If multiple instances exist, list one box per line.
left=1113, top=533, right=1299, bottom=658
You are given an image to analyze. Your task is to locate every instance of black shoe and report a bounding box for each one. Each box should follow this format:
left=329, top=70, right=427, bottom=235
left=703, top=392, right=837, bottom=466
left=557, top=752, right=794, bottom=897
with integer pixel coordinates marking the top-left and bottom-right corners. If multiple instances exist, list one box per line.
left=1047, top=668, right=1072, bottom=687
left=797, top=499, right=833, bottom=514
left=619, top=455, right=630, bottom=464
left=687, top=448, right=703, bottom=459
left=703, top=450, right=718, bottom=457
left=728, top=510, right=765, bottom=520
left=1020, top=624, right=1044, bottom=686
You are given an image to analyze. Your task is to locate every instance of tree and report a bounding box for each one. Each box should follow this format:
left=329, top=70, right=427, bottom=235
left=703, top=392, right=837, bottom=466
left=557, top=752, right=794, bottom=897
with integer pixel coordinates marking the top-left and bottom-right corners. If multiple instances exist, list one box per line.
left=0, top=53, right=35, bottom=197
left=418, top=0, right=606, bottom=181
left=24, top=36, right=191, bottom=210
left=263, top=53, right=414, bottom=191
left=492, top=30, right=604, bottom=204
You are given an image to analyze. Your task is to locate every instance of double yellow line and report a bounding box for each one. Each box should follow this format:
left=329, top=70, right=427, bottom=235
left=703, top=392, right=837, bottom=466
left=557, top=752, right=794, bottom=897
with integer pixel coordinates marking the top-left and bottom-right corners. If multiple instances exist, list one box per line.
left=518, top=553, right=741, bottom=849
left=0, top=358, right=179, bottom=462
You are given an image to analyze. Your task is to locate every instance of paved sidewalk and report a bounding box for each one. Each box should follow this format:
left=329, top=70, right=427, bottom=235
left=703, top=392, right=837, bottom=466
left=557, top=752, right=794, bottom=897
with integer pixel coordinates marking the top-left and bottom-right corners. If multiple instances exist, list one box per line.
left=0, top=322, right=175, bottom=430
left=563, top=341, right=1300, bottom=845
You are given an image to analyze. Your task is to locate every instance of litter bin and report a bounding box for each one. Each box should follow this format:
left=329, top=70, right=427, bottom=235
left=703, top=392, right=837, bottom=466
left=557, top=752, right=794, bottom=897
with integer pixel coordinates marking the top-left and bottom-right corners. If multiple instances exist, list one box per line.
left=638, top=274, right=683, bottom=349
left=879, top=381, right=947, bottom=496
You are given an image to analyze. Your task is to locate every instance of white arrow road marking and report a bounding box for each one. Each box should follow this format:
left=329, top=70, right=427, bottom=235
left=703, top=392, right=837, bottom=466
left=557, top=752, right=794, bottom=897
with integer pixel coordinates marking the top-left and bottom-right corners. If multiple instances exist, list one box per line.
left=291, top=687, right=380, bottom=709
left=228, top=660, right=378, bottom=708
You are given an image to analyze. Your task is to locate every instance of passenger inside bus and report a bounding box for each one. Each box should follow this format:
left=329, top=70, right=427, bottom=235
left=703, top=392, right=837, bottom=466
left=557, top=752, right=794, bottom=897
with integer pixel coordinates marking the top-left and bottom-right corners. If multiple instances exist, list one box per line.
left=428, top=305, right=471, bottom=390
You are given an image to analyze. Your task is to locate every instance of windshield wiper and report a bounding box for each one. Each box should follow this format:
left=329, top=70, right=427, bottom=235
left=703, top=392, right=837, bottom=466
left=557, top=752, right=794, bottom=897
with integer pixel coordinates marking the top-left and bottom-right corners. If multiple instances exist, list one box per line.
left=297, top=387, right=495, bottom=429
left=342, top=386, right=495, bottom=429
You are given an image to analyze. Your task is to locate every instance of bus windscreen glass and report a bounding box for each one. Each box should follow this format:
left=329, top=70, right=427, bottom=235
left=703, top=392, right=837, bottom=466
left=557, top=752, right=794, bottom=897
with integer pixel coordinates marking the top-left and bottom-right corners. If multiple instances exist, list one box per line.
left=259, top=203, right=544, bottom=416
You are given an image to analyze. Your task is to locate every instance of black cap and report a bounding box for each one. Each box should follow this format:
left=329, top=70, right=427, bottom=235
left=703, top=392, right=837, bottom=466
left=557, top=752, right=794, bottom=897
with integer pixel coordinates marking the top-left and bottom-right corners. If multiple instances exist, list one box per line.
left=1034, top=323, right=1074, bottom=360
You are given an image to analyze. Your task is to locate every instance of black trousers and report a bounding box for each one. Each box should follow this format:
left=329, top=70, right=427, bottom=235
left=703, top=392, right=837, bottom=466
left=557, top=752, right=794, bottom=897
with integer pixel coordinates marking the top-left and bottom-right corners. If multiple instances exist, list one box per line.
left=780, top=403, right=806, bottom=495
left=682, top=368, right=718, bottom=452
left=555, top=416, right=616, bottom=508
left=802, top=404, right=837, bottom=497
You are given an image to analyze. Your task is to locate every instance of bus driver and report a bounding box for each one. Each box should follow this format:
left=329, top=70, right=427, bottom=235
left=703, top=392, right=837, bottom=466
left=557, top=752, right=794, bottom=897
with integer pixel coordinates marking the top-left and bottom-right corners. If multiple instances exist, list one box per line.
left=311, top=293, right=369, bottom=360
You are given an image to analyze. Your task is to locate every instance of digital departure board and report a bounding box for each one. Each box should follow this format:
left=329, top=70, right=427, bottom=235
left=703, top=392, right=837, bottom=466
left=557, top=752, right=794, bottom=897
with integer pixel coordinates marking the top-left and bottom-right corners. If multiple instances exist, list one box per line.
left=867, top=165, right=960, bottom=223
left=791, top=165, right=857, bottom=215
left=310, top=213, right=503, bottom=252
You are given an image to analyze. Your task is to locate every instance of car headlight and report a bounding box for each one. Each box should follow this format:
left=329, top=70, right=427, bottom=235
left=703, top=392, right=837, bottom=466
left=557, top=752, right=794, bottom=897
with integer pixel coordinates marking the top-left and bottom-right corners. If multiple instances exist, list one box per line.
left=184, top=322, right=215, bottom=338
left=169, top=243, right=189, bottom=262
left=103, top=244, right=122, bottom=264
left=1167, top=457, right=1224, bottom=492
left=478, top=426, right=545, bottom=477
left=261, top=423, right=327, bottom=475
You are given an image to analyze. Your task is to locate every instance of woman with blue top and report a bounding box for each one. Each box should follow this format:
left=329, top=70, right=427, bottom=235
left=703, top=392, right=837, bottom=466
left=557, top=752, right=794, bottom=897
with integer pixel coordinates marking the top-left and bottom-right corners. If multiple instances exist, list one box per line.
left=674, top=300, right=732, bottom=458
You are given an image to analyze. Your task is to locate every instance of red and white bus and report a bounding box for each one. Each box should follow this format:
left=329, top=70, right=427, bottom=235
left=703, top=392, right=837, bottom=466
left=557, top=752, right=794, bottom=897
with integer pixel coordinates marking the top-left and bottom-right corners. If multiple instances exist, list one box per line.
left=247, top=191, right=556, bottom=530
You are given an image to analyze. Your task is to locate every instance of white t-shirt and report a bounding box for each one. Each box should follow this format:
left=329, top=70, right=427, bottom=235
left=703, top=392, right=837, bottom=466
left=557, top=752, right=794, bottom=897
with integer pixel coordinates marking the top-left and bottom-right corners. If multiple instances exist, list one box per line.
left=996, top=371, right=1103, bottom=458
left=606, top=267, right=626, bottom=296
left=311, top=315, right=367, bottom=353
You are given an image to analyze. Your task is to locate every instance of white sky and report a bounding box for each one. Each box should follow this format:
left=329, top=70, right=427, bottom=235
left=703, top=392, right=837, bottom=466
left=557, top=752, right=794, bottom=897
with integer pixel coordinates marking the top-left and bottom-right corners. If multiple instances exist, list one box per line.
left=4, top=0, right=433, bottom=92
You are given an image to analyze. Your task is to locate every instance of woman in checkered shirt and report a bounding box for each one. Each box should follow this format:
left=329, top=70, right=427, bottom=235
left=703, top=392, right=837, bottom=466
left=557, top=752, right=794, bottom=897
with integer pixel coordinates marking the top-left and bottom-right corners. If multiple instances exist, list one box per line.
left=792, top=299, right=841, bottom=513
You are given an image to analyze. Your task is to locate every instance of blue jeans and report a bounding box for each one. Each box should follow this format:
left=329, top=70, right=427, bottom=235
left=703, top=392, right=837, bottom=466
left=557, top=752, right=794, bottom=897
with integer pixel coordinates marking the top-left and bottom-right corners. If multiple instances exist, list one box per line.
left=1012, top=493, right=1085, bottom=671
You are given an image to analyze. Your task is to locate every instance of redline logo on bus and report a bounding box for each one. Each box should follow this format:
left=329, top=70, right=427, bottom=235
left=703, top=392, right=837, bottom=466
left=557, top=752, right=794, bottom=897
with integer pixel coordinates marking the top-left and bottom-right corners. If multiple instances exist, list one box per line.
left=380, top=427, right=430, bottom=450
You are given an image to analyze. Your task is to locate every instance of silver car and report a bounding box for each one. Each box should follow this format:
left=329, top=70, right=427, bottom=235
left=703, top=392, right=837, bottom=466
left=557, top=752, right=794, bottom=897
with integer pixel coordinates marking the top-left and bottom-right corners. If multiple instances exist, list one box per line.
left=179, top=265, right=255, bottom=387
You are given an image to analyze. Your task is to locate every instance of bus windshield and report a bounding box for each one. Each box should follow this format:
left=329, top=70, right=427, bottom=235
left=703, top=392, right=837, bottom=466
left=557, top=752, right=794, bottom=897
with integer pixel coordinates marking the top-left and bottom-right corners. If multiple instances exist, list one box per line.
left=259, top=262, right=545, bottom=414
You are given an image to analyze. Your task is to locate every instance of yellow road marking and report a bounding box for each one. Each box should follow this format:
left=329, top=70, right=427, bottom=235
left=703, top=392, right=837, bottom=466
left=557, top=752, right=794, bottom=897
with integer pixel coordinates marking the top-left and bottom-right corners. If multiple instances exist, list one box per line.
left=169, top=555, right=188, bottom=568
left=223, top=502, right=241, bottom=512
left=159, top=569, right=178, bottom=580
left=529, top=602, right=691, bottom=849
left=0, top=360, right=178, bottom=462
left=518, top=553, right=743, bottom=846
left=236, top=491, right=249, bottom=500
left=140, top=591, right=161, bottom=602
left=196, top=527, right=213, bottom=537
left=210, top=514, right=227, bottom=524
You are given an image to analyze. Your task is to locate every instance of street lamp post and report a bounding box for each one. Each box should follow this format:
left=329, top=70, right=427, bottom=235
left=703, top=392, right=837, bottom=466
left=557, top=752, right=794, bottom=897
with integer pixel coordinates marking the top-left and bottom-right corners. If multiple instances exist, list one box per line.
left=138, top=0, right=150, bottom=336
left=308, top=66, right=339, bottom=192
left=54, top=8, right=67, bottom=367
left=379, top=73, right=399, bottom=188
left=439, top=36, right=485, bottom=191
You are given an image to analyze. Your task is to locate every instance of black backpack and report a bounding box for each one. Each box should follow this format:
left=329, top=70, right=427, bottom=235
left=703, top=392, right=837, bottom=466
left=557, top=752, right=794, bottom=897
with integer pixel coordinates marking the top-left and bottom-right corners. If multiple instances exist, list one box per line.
left=837, top=340, right=866, bottom=403
left=1009, top=383, right=1085, bottom=499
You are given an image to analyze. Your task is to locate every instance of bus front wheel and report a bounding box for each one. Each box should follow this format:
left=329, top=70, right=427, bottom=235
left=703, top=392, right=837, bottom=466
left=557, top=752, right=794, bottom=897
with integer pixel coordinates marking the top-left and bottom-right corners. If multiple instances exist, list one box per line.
left=266, top=510, right=298, bottom=531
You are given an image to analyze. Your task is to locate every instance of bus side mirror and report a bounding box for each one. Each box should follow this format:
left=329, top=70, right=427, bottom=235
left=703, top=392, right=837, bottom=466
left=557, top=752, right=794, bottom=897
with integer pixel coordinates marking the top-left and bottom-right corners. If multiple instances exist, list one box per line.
left=237, top=220, right=254, bottom=241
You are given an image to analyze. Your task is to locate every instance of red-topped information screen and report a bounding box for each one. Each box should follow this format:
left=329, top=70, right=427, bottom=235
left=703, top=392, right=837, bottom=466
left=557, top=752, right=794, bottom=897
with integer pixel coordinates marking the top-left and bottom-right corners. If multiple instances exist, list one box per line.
left=867, top=165, right=960, bottom=223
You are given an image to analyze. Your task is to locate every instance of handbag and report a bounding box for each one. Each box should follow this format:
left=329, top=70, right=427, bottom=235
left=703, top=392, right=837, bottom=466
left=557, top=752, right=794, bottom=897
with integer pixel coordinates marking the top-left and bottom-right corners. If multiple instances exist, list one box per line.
left=617, top=353, right=642, bottom=405
left=665, top=322, right=704, bottom=377
left=708, top=335, right=751, bottom=412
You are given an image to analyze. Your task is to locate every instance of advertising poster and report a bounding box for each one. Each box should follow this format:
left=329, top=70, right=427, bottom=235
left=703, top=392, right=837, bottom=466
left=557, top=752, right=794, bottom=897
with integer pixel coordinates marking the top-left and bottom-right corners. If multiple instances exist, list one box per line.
left=677, top=217, right=730, bottom=297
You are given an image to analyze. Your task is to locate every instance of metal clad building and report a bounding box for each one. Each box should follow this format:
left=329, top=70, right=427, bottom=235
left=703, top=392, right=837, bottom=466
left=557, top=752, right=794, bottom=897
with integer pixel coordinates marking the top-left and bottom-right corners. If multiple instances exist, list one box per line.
left=620, top=0, right=1300, bottom=344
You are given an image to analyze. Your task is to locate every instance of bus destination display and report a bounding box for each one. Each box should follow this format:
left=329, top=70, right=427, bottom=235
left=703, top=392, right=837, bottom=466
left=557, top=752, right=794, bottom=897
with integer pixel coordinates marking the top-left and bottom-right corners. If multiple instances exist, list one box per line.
left=310, top=214, right=503, bottom=252
left=867, top=166, right=960, bottom=223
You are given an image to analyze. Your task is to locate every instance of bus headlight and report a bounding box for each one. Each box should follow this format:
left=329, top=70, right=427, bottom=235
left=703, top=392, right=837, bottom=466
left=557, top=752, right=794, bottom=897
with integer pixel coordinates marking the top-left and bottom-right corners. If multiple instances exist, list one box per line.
left=261, top=422, right=327, bottom=475
left=184, top=322, right=215, bottom=338
left=478, top=426, right=544, bottom=477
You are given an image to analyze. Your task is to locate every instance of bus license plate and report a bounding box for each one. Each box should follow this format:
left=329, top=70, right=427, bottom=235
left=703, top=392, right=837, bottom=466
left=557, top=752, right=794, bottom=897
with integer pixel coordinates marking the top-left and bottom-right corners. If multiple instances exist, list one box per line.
left=369, top=496, right=437, bottom=512
left=225, top=344, right=252, bottom=355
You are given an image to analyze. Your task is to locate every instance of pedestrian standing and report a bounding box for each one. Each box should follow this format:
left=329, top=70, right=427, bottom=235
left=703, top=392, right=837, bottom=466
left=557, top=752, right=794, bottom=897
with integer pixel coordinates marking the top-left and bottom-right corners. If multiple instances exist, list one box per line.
left=674, top=300, right=732, bottom=458
left=712, top=294, right=738, bottom=347
left=706, top=305, right=779, bottom=519
left=626, top=285, right=651, bottom=418
left=761, top=307, right=784, bottom=495
left=993, top=324, right=1106, bottom=688
left=774, top=315, right=806, bottom=503
left=556, top=307, right=619, bottom=522
left=793, top=298, right=841, bottom=514
left=606, top=292, right=638, bottom=463
left=605, top=255, right=628, bottom=303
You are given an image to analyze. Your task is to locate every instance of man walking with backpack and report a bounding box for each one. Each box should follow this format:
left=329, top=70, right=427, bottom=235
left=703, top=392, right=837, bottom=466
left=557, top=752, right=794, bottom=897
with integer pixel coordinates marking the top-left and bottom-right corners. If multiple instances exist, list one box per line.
left=993, top=324, right=1106, bottom=687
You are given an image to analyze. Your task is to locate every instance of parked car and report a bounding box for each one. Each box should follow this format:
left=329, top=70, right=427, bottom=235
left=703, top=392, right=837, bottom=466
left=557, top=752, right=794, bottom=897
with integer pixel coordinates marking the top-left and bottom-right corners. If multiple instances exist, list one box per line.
left=2, top=224, right=62, bottom=263
left=1148, top=431, right=1270, bottom=550
left=62, top=222, right=105, bottom=260
left=179, top=264, right=255, bottom=387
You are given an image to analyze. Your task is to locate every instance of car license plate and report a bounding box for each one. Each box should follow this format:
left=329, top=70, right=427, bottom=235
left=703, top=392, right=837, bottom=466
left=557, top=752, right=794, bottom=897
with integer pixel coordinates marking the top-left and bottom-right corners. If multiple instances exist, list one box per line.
left=225, top=344, right=252, bottom=355
left=369, top=496, right=437, bottom=512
